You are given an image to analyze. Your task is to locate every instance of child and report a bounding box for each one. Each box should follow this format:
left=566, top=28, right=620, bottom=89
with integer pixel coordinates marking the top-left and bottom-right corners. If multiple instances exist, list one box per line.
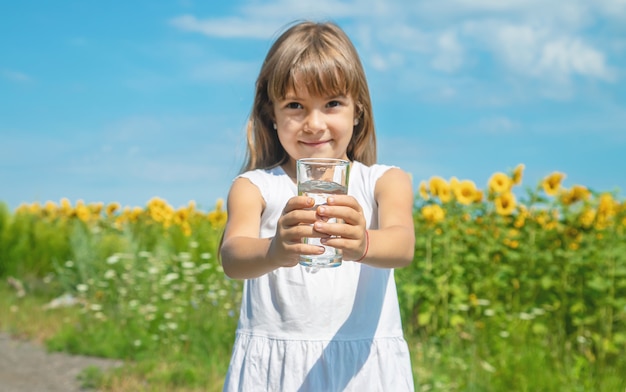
left=220, top=20, right=416, bottom=391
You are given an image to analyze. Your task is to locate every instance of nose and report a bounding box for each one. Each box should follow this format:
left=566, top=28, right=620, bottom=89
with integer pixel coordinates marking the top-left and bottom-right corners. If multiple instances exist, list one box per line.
left=304, top=109, right=325, bottom=132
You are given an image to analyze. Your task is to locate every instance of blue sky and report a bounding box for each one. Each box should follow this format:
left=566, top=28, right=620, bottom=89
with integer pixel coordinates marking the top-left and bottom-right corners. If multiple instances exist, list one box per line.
left=1, top=0, right=625, bottom=211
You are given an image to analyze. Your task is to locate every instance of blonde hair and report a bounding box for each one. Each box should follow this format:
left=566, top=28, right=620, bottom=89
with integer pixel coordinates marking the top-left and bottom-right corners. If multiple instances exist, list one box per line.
left=242, top=20, right=377, bottom=172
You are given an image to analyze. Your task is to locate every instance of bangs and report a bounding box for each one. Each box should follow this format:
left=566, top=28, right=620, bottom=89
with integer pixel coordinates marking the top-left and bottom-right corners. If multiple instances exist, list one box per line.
left=267, top=45, right=358, bottom=101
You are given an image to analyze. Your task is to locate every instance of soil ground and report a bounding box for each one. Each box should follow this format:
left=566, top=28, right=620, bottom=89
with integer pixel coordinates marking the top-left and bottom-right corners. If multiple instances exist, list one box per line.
left=0, top=332, right=122, bottom=392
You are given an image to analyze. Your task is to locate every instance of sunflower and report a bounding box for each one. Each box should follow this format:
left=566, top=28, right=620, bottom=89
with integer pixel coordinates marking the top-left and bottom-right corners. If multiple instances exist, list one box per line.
left=60, top=198, right=73, bottom=216
left=494, top=191, right=516, bottom=216
left=129, top=206, right=143, bottom=222
left=512, top=164, right=525, bottom=185
left=473, top=189, right=484, bottom=203
left=429, top=176, right=452, bottom=203
left=174, top=207, right=189, bottom=225
left=449, top=177, right=460, bottom=193
left=28, top=202, right=41, bottom=215
left=541, top=172, right=566, bottom=196
left=454, top=180, right=478, bottom=206
left=106, top=202, right=121, bottom=217
left=75, top=200, right=91, bottom=223
left=578, top=208, right=595, bottom=228
left=488, top=172, right=512, bottom=194
left=89, top=202, right=104, bottom=215
left=514, top=205, right=529, bottom=228
left=560, top=185, right=591, bottom=205
left=207, top=198, right=227, bottom=228
left=418, top=181, right=429, bottom=200
left=421, top=204, right=445, bottom=223
left=598, top=193, right=617, bottom=217
left=43, top=201, right=57, bottom=218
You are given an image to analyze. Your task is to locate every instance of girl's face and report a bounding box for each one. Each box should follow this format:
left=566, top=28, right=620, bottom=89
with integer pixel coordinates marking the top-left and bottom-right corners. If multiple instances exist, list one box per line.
left=274, top=86, right=357, bottom=174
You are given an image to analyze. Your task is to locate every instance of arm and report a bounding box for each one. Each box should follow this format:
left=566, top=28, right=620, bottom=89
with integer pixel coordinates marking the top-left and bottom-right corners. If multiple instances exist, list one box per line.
left=219, top=177, right=326, bottom=279
left=313, top=167, right=415, bottom=268
left=366, top=167, right=415, bottom=268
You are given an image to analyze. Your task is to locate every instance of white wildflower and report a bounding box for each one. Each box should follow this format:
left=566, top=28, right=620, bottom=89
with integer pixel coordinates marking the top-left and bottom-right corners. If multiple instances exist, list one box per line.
left=532, top=308, right=546, bottom=316
left=163, top=273, right=179, bottom=283
left=519, top=312, right=534, bottom=320
left=106, top=255, right=120, bottom=265
left=480, top=360, right=496, bottom=373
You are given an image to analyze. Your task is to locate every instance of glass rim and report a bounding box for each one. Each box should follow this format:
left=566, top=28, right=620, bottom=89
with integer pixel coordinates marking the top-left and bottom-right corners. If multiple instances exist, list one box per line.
left=296, top=158, right=350, bottom=165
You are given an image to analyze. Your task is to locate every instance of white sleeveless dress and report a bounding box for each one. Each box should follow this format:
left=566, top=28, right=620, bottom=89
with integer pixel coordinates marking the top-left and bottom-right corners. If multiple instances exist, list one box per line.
left=223, top=161, right=414, bottom=392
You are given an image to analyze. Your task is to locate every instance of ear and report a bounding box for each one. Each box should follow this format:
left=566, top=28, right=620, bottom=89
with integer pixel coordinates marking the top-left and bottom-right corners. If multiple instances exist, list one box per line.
left=354, top=102, right=364, bottom=123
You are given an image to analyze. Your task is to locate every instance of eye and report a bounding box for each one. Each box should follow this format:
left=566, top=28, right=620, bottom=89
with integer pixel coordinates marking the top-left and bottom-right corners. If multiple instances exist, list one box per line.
left=285, top=102, right=302, bottom=109
left=327, top=100, right=341, bottom=108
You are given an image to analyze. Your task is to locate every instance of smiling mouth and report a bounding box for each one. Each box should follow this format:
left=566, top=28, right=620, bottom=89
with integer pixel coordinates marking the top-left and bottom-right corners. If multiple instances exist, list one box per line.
left=301, top=140, right=329, bottom=147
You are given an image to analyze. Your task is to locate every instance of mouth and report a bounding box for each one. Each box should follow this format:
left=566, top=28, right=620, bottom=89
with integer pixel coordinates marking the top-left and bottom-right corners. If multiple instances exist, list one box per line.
left=300, top=140, right=330, bottom=148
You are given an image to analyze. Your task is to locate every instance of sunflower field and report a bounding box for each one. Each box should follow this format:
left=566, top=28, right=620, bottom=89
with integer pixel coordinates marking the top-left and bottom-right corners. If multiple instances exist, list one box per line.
left=1, top=164, right=625, bottom=391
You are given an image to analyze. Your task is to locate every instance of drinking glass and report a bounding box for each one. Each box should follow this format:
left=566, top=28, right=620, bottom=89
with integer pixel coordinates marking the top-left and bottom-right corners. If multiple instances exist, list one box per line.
left=296, top=158, right=350, bottom=268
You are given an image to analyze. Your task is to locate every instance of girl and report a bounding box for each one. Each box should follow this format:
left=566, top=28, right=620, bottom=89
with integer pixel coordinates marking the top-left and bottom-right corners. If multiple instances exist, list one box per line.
left=220, top=21, right=415, bottom=391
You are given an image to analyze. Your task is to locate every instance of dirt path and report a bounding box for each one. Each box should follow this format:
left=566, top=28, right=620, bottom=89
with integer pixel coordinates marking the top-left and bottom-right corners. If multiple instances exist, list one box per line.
left=0, top=332, right=123, bottom=392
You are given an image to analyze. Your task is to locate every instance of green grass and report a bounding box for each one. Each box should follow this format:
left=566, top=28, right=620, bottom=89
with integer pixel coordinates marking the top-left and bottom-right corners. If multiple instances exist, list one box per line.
left=3, top=281, right=625, bottom=391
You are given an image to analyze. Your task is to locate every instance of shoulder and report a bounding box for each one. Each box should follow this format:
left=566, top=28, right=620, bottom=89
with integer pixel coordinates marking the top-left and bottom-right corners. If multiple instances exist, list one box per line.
left=352, top=161, right=410, bottom=188
left=227, top=175, right=265, bottom=214
left=238, top=167, right=284, bottom=184
left=375, top=166, right=413, bottom=205
left=233, top=166, right=294, bottom=212
left=351, top=161, right=412, bottom=200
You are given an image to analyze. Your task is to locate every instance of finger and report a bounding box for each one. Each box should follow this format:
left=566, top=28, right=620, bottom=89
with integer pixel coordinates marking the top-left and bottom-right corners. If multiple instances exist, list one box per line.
left=326, top=195, right=361, bottom=210
left=280, top=210, right=319, bottom=228
left=313, top=221, right=359, bottom=240
left=316, top=205, right=363, bottom=226
left=283, top=196, right=316, bottom=214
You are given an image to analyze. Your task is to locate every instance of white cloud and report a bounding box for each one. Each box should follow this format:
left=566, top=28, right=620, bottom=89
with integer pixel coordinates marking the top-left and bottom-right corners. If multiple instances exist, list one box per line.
left=169, top=0, right=366, bottom=39
left=464, top=21, right=615, bottom=84
left=240, top=0, right=363, bottom=20
left=477, top=116, right=521, bottom=134
left=167, top=0, right=622, bottom=102
left=539, top=38, right=614, bottom=81
left=170, top=15, right=278, bottom=39
left=431, top=31, right=464, bottom=72
left=188, top=59, right=258, bottom=83
left=597, top=0, right=626, bottom=17
left=1, top=69, right=32, bottom=83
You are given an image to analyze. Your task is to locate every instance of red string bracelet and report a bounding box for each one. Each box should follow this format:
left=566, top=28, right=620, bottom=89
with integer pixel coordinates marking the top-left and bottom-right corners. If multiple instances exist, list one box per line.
left=355, top=230, right=369, bottom=262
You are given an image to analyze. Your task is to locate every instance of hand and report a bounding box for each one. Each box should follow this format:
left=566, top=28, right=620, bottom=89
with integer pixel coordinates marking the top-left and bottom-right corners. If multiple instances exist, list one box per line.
left=312, top=195, right=368, bottom=262
left=267, top=196, right=326, bottom=268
